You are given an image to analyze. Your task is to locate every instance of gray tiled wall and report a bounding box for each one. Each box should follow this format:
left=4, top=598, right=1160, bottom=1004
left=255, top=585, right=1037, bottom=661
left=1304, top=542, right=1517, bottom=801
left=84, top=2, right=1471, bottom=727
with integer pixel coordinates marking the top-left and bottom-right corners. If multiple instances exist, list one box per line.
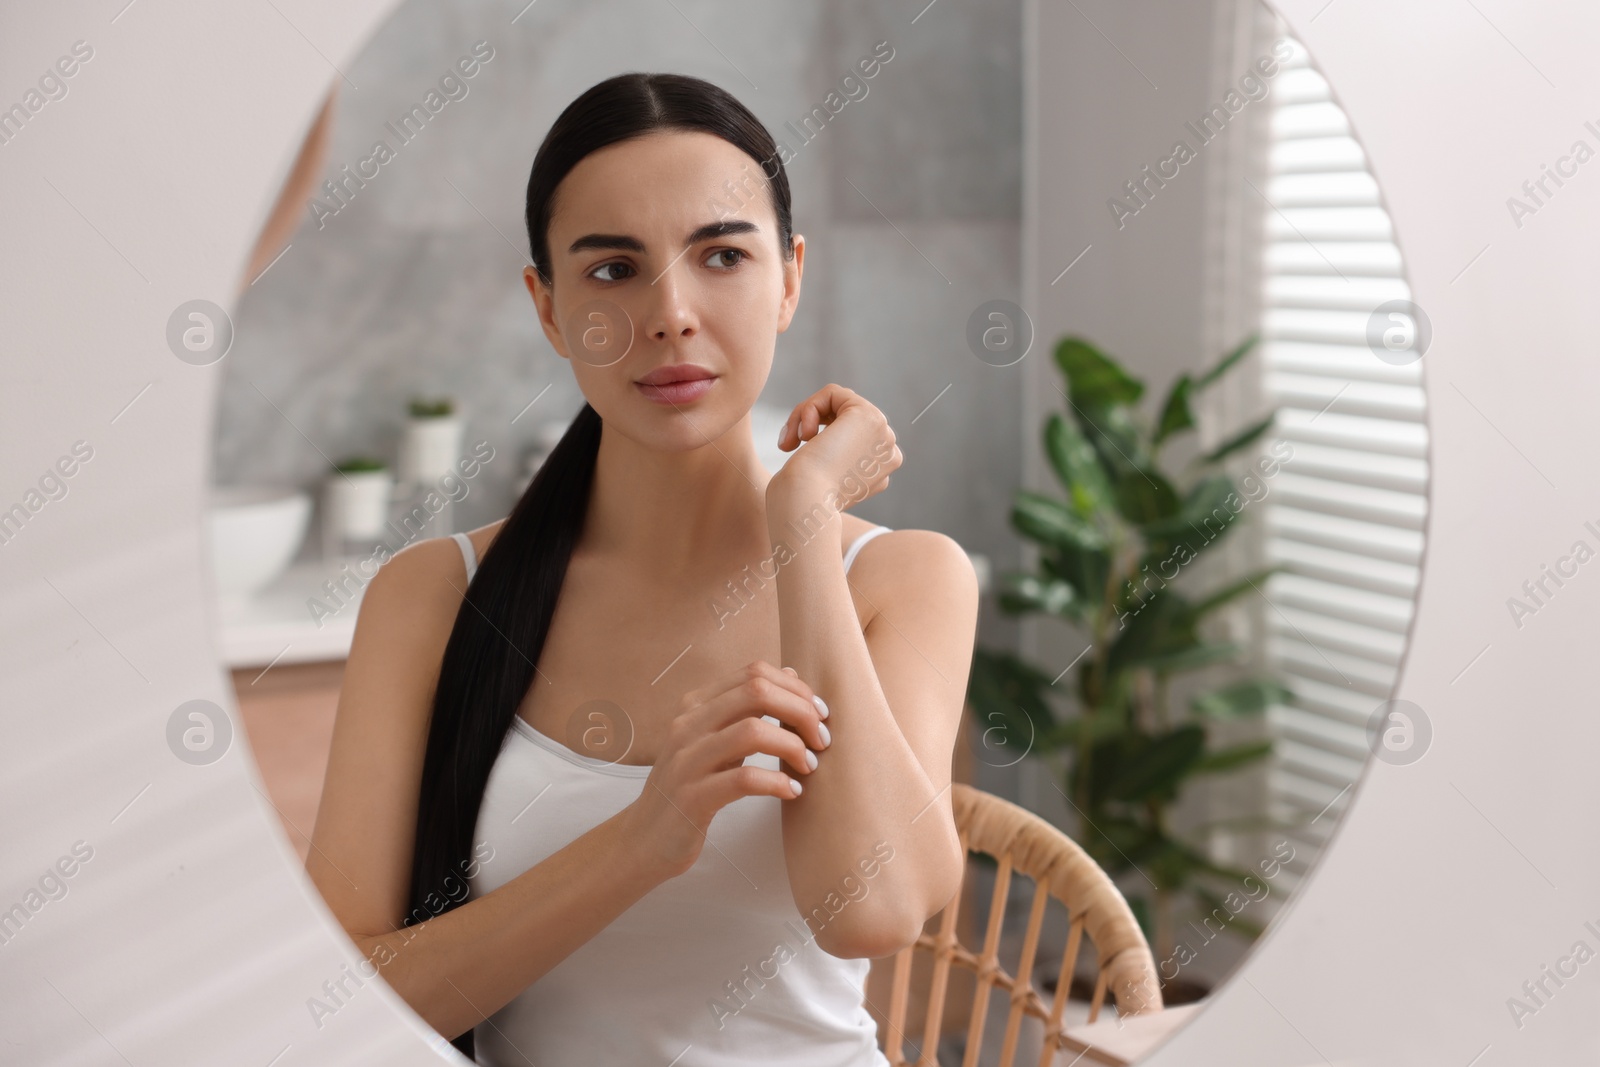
left=215, top=0, right=1023, bottom=643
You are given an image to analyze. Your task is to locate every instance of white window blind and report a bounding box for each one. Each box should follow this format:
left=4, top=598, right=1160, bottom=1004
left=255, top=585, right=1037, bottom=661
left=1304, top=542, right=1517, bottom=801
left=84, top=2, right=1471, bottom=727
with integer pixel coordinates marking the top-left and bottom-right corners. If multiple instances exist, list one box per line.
left=1257, top=36, right=1429, bottom=891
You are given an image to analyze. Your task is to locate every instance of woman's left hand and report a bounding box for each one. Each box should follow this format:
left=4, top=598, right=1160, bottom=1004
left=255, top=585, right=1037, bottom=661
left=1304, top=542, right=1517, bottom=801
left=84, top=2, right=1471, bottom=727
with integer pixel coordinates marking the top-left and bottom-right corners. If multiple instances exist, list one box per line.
left=768, top=384, right=903, bottom=510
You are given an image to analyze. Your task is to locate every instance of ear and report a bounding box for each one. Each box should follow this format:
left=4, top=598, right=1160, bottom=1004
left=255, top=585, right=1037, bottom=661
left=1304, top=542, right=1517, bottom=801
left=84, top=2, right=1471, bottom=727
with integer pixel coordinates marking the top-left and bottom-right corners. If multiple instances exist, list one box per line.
left=525, top=266, right=571, bottom=361
left=775, top=233, right=805, bottom=334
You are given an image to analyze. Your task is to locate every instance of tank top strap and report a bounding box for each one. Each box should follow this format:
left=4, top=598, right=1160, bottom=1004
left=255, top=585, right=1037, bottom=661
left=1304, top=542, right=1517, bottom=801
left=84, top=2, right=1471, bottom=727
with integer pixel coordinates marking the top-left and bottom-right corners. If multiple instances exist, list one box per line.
left=454, top=526, right=885, bottom=582
left=450, top=531, right=478, bottom=582
left=843, top=524, right=893, bottom=574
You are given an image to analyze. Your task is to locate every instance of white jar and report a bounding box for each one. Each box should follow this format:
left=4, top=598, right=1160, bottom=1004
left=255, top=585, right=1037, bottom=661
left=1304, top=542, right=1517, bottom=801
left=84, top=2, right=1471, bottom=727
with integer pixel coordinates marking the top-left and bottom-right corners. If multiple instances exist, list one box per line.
left=325, top=468, right=393, bottom=540
left=402, top=413, right=465, bottom=486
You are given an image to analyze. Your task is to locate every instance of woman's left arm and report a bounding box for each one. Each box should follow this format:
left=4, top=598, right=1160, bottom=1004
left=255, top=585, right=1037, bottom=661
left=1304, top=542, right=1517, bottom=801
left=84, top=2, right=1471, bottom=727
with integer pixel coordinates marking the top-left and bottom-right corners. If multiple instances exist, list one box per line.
left=765, top=390, right=980, bottom=960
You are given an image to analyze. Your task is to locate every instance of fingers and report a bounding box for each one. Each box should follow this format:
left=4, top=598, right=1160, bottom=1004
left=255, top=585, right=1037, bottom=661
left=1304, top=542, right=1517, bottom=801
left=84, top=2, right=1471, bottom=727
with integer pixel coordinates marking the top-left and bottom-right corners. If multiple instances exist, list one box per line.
left=801, top=401, right=820, bottom=442
left=780, top=384, right=859, bottom=450
left=706, top=763, right=806, bottom=804
left=695, top=663, right=830, bottom=754
left=697, top=675, right=832, bottom=758
left=689, top=713, right=818, bottom=779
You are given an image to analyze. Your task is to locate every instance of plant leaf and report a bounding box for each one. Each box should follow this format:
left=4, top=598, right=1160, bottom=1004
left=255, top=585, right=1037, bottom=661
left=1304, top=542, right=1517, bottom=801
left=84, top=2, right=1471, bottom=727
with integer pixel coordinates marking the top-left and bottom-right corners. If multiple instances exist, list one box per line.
left=1126, top=893, right=1154, bottom=945
left=1200, top=412, right=1278, bottom=465
left=1194, top=886, right=1267, bottom=941
left=1038, top=706, right=1127, bottom=752
left=1072, top=401, right=1156, bottom=481
left=1134, top=642, right=1242, bottom=675
left=1113, top=465, right=1181, bottom=525
left=1191, top=566, right=1284, bottom=618
left=1191, top=739, right=1275, bottom=775
left=1044, top=412, right=1115, bottom=516
left=1103, top=725, right=1207, bottom=802
left=1154, top=374, right=1195, bottom=448
left=965, top=647, right=1058, bottom=759
left=1106, top=588, right=1198, bottom=677
left=1194, top=333, right=1259, bottom=390
left=997, top=573, right=1083, bottom=620
left=1050, top=544, right=1112, bottom=615
left=1141, top=475, right=1240, bottom=558
left=1011, top=492, right=1109, bottom=553
left=1055, top=336, right=1145, bottom=408
left=1191, top=679, right=1293, bottom=719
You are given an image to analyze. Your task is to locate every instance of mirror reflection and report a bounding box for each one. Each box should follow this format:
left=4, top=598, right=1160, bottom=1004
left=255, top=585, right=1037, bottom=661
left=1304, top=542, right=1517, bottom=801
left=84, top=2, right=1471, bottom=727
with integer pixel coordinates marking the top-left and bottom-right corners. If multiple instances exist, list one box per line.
left=209, top=2, right=1425, bottom=1063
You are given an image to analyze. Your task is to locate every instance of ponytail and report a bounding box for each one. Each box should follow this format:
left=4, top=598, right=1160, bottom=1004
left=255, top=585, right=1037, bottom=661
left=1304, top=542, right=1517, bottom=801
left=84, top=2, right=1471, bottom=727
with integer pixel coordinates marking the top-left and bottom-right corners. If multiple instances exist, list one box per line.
left=404, top=402, right=600, bottom=1061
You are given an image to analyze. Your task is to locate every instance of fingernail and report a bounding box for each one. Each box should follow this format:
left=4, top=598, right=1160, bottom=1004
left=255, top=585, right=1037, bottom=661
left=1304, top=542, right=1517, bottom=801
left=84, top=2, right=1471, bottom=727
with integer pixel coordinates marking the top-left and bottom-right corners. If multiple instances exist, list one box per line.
left=805, top=749, right=818, bottom=771
left=784, top=666, right=799, bottom=676
left=818, top=721, right=831, bottom=748
left=789, top=777, right=803, bottom=796
left=812, top=694, right=829, bottom=720
left=777, top=424, right=786, bottom=447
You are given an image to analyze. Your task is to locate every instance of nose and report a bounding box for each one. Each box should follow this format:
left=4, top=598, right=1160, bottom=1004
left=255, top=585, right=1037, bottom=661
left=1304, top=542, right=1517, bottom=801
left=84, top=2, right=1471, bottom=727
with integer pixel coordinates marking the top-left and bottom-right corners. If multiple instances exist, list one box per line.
left=644, top=264, right=698, bottom=342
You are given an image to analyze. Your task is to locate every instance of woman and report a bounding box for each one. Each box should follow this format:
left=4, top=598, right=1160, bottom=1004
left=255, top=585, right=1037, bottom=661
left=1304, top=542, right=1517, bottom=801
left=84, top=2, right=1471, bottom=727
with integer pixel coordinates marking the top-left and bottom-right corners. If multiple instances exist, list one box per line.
left=306, top=72, right=980, bottom=1065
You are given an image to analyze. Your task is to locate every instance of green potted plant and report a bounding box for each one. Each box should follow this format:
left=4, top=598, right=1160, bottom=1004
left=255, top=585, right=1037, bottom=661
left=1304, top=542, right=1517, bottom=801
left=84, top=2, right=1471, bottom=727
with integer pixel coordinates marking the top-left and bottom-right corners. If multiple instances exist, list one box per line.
left=326, top=455, right=393, bottom=540
left=967, top=333, right=1293, bottom=1000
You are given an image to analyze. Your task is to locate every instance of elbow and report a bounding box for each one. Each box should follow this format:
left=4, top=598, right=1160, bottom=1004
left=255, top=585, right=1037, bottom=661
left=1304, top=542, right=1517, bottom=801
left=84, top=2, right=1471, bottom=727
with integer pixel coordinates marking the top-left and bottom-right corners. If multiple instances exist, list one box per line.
left=814, top=911, right=925, bottom=960
left=927, top=837, right=966, bottom=917
left=817, top=845, right=965, bottom=960
left=812, top=834, right=968, bottom=960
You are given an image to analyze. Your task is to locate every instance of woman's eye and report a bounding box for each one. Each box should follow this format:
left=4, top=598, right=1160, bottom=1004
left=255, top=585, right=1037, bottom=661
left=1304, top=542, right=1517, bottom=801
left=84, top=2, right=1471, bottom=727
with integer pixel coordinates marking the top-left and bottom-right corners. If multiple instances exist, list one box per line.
left=588, top=261, right=633, bottom=283
left=707, top=248, right=747, bottom=270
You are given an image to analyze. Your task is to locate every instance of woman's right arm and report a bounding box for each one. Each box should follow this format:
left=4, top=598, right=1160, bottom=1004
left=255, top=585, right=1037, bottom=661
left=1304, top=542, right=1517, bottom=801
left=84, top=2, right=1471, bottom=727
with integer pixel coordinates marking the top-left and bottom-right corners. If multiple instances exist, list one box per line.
left=304, top=537, right=674, bottom=1041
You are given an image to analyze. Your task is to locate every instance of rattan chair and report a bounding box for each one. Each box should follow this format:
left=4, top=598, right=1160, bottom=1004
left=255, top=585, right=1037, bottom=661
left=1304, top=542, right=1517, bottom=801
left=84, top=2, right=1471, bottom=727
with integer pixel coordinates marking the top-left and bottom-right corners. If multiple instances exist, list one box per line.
left=876, top=783, right=1163, bottom=1067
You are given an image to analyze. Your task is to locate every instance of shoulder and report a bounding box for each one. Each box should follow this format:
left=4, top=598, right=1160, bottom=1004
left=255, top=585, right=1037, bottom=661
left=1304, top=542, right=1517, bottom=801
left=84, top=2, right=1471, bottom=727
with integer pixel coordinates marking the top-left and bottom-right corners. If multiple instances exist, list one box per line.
left=461, top=518, right=508, bottom=570
left=357, top=520, right=504, bottom=630
left=846, top=524, right=980, bottom=629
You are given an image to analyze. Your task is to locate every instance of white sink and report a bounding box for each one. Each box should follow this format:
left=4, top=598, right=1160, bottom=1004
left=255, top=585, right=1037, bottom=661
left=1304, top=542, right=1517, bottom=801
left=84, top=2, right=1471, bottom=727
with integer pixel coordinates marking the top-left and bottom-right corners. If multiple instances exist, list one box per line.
left=207, top=486, right=312, bottom=600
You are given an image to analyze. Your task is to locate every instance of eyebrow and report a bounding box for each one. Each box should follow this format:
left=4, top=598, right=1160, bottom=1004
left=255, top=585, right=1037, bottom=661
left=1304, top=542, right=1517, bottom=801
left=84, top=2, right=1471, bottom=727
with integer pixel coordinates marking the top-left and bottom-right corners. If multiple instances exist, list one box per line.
left=566, top=219, right=760, bottom=256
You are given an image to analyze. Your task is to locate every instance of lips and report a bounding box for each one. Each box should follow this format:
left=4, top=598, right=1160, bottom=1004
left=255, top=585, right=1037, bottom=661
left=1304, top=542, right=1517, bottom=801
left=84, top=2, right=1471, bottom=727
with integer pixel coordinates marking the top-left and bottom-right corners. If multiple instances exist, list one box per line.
left=635, top=364, right=715, bottom=386
left=634, top=364, right=717, bottom=406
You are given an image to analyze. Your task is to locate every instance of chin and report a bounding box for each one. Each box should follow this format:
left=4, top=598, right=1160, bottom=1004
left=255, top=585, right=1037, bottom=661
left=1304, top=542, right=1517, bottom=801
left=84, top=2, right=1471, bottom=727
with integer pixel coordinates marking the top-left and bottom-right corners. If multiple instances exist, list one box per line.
left=642, top=398, right=754, bottom=450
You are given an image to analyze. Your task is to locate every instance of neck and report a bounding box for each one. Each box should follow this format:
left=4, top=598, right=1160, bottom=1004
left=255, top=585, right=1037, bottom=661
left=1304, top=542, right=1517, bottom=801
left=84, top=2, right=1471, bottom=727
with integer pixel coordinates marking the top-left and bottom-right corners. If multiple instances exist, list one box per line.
left=582, top=413, right=774, bottom=571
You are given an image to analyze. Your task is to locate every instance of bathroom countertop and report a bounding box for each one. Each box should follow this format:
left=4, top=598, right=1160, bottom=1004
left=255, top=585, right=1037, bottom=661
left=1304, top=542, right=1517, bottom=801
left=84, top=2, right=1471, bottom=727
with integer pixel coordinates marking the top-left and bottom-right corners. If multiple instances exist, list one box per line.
left=215, top=554, right=372, bottom=670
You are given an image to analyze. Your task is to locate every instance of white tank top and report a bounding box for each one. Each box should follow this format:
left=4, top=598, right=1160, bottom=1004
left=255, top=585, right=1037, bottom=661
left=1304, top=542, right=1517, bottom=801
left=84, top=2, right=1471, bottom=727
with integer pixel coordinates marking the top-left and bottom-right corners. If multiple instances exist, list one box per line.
left=457, top=524, right=896, bottom=1067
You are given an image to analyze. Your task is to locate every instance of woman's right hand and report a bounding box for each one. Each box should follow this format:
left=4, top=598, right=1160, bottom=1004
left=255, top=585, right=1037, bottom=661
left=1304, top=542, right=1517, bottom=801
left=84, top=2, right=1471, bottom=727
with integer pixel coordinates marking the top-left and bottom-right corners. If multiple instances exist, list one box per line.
left=624, top=660, right=831, bottom=879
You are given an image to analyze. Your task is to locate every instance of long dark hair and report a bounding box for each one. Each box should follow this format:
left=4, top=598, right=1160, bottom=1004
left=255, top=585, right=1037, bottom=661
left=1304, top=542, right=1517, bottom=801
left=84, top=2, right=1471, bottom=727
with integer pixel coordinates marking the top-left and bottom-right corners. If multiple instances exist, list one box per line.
left=404, top=72, right=795, bottom=1060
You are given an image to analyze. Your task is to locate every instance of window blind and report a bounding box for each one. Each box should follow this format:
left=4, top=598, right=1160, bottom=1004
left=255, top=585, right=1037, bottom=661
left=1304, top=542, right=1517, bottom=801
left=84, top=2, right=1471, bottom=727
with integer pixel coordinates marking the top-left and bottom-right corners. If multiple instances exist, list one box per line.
left=1256, top=37, right=1429, bottom=892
